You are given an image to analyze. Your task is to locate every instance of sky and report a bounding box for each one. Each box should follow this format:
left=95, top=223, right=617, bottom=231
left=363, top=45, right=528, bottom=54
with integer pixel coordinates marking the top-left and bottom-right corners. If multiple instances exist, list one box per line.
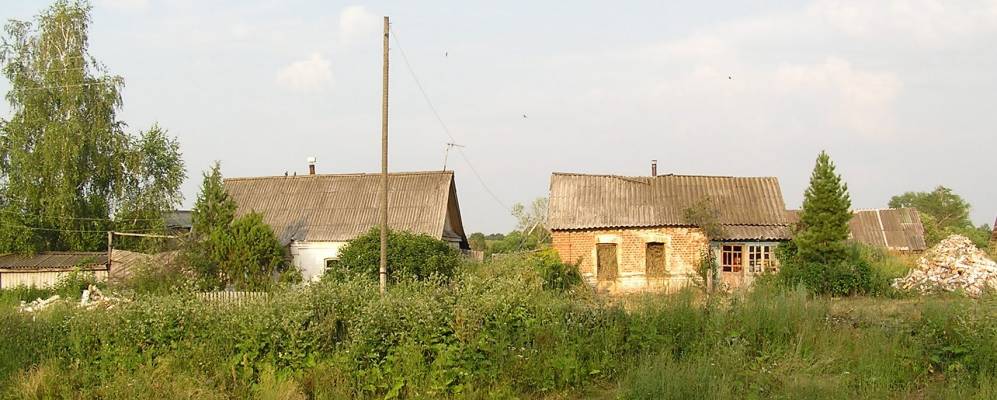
left=1, top=0, right=996, bottom=233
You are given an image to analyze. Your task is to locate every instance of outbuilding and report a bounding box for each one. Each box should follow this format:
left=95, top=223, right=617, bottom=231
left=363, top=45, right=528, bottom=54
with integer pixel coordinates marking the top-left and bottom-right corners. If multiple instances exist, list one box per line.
left=0, top=252, right=109, bottom=289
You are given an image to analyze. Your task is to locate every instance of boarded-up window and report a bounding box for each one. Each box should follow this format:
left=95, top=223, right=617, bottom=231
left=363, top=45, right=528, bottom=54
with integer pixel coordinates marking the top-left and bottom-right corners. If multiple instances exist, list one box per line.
left=721, top=245, right=743, bottom=272
left=596, top=243, right=618, bottom=282
left=646, top=242, right=666, bottom=277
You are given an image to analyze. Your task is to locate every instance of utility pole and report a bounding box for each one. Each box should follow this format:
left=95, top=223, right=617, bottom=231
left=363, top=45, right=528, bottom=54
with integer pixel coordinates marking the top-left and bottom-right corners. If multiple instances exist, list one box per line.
left=379, top=16, right=390, bottom=295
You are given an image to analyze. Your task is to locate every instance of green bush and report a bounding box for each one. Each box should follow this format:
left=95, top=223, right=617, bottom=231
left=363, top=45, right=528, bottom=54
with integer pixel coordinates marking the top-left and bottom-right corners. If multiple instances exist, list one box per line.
left=779, top=245, right=874, bottom=296
left=331, top=228, right=461, bottom=282
left=527, top=248, right=582, bottom=291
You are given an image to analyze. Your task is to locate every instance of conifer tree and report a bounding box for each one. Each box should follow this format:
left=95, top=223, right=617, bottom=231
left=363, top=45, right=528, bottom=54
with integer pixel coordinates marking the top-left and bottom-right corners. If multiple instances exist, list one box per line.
left=779, top=151, right=872, bottom=296
left=191, top=162, right=236, bottom=236
left=186, top=162, right=236, bottom=287
left=795, top=151, right=853, bottom=265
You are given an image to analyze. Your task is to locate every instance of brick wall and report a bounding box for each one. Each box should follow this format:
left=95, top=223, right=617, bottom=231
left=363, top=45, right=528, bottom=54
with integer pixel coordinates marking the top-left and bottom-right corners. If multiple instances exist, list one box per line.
left=551, top=227, right=709, bottom=294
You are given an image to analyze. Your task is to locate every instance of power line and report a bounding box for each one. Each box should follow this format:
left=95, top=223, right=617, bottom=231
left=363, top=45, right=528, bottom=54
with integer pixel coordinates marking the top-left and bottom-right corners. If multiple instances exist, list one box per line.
left=388, top=25, right=510, bottom=212
left=8, top=82, right=117, bottom=92
left=0, top=208, right=166, bottom=222
left=0, top=221, right=170, bottom=234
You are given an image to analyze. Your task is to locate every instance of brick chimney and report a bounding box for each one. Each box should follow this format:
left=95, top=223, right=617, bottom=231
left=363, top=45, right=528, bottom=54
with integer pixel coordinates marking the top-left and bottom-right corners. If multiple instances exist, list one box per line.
left=307, top=157, right=316, bottom=175
left=651, top=160, right=658, bottom=177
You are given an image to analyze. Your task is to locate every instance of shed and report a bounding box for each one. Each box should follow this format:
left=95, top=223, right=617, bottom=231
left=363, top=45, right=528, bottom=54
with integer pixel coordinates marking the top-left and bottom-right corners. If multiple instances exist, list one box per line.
left=849, top=208, right=927, bottom=252
left=786, top=208, right=927, bottom=252
left=224, top=170, right=468, bottom=281
left=0, top=252, right=109, bottom=289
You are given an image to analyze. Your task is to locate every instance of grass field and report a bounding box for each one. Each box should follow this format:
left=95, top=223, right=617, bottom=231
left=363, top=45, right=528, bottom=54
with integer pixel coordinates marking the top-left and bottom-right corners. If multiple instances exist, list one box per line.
left=1, top=255, right=995, bottom=399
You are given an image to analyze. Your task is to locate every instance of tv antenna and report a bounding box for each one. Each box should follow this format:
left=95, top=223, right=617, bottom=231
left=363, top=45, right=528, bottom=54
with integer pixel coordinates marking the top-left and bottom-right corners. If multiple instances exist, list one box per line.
left=442, top=142, right=464, bottom=170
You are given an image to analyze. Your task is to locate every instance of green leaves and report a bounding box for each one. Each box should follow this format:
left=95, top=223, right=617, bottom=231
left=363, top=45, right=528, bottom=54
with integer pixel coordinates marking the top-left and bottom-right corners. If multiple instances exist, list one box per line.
left=0, top=1, right=184, bottom=253
left=781, top=151, right=873, bottom=296
left=332, top=228, right=462, bottom=283
left=184, top=163, right=293, bottom=290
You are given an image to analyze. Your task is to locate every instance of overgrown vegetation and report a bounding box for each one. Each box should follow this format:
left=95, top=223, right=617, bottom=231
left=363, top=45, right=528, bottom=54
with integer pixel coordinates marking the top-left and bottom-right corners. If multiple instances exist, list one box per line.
left=469, top=197, right=552, bottom=256
left=181, top=162, right=295, bottom=290
left=1, top=254, right=994, bottom=399
left=330, top=228, right=462, bottom=282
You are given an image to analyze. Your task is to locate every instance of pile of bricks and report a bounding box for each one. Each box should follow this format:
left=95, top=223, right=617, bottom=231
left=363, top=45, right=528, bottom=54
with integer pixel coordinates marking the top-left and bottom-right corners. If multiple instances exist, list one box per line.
left=894, top=235, right=997, bottom=297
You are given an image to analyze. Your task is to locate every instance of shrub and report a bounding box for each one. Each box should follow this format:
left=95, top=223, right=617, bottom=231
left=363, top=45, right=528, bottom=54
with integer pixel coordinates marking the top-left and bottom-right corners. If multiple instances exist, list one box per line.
left=779, top=245, right=874, bottom=296
left=331, top=228, right=461, bottom=282
left=526, top=248, right=582, bottom=291
left=222, top=212, right=295, bottom=290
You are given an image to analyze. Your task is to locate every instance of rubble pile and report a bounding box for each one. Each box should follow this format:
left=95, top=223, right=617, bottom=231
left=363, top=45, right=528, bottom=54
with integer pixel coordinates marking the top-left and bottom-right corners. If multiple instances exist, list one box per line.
left=18, top=285, right=127, bottom=313
left=80, top=284, right=126, bottom=310
left=18, top=295, right=61, bottom=313
left=894, top=235, right=997, bottom=297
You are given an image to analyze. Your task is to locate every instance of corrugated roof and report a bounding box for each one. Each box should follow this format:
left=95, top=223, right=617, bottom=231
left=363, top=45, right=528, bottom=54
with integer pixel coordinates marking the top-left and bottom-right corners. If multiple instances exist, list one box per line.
left=224, top=171, right=458, bottom=244
left=165, top=210, right=192, bottom=229
left=548, top=173, right=791, bottom=240
left=0, top=252, right=109, bottom=271
left=848, top=208, right=926, bottom=251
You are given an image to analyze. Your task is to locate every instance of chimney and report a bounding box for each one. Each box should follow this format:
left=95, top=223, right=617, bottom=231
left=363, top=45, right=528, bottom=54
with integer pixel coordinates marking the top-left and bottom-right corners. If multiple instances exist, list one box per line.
left=651, top=159, right=658, bottom=177
left=307, top=156, right=317, bottom=175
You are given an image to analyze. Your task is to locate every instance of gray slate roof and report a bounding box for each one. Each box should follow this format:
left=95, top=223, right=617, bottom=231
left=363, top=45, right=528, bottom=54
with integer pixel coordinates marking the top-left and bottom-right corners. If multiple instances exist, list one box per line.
left=548, top=173, right=791, bottom=240
left=849, top=208, right=927, bottom=251
left=0, top=252, right=109, bottom=272
left=224, top=171, right=463, bottom=244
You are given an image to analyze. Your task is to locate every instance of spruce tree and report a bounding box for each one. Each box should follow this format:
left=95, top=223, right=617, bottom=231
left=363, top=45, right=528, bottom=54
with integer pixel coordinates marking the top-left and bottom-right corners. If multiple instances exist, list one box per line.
left=795, top=151, right=852, bottom=265
left=780, top=151, right=873, bottom=296
left=186, top=162, right=236, bottom=287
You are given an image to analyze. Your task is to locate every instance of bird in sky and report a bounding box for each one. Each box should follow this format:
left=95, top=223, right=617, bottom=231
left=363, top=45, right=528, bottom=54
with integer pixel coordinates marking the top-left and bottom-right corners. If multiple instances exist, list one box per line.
left=522, top=114, right=528, bottom=119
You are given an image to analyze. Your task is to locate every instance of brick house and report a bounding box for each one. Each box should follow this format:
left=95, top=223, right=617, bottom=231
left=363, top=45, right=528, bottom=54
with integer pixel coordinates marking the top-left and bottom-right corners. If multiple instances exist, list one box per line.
left=548, top=172, right=792, bottom=293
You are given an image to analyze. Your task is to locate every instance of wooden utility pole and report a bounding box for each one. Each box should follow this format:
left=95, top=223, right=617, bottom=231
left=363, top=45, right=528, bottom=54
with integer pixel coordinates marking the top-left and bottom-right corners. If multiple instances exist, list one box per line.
left=379, top=16, right=390, bottom=295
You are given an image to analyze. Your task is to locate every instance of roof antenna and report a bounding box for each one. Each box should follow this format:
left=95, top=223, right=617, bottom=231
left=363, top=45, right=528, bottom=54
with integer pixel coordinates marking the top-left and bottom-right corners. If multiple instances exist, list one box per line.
left=442, top=142, right=464, bottom=171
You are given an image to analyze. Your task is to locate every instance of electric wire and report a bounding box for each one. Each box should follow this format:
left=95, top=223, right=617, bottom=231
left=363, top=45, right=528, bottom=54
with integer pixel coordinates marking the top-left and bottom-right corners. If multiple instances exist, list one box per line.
left=389, top=25, right=511, bottom=213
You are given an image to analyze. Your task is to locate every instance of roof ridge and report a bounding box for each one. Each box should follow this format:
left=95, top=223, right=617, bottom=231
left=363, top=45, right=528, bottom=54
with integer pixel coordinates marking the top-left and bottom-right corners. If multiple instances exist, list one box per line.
left=551, top=172, right=778, bottom=180
left=225, top=170, right=454, bottom=182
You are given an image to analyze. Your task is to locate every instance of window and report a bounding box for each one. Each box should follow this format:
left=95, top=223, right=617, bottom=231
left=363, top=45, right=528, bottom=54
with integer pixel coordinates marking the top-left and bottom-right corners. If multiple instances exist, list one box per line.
left=748, top=245, right=774, bottom=273
left=646, top=242, right=667, bottom=277
left=721, top=245, right=743, bottom=272
left=324, top=258, right=340, bottom=273
left=596, top=243, right=618, bottom=282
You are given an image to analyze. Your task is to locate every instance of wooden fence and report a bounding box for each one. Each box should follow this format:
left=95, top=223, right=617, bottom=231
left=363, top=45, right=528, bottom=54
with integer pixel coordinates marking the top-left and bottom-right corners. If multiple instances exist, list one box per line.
left=195, top=291, right=269, bottom=305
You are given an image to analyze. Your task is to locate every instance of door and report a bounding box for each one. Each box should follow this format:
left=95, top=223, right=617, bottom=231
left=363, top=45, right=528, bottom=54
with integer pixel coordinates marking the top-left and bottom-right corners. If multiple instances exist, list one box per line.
left=596, top=243, right=618, bottom=283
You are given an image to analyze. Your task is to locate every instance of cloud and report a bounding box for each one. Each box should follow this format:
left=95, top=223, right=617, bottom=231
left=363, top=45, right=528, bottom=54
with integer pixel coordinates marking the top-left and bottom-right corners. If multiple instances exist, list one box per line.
left=339, top=5, right=380, bottom=45
left=97, top=0, right=149, bottom=10
left=275, top=53, right=333, bottom=92
left=777, top=58, right=902, bottom=137
left=810, top=0, right=997, bottom=47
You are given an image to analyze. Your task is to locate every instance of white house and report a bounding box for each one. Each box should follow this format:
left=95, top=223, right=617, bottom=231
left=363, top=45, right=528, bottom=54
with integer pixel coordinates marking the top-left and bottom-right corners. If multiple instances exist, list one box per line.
left=224, top=170, right=468, bottom=281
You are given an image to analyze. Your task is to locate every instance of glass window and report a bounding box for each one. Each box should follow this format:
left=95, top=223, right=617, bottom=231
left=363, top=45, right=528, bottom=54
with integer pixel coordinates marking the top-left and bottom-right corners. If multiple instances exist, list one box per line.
left=721, top=245, right=743, bottom=272
left=748, top=245, right=776, bottom=273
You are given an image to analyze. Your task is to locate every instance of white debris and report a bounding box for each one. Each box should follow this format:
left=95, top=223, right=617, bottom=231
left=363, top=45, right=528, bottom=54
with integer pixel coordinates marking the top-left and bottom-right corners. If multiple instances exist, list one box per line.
left=18, top=295, right=61, bottom=313
left=18, top=285, right=127, bottom=313
left=894, top=235, right=997, bottom=297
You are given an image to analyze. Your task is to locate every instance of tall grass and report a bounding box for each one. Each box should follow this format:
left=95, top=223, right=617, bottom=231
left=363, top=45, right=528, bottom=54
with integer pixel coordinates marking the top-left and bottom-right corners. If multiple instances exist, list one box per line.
left=0, top=254, right=994, bottom=399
